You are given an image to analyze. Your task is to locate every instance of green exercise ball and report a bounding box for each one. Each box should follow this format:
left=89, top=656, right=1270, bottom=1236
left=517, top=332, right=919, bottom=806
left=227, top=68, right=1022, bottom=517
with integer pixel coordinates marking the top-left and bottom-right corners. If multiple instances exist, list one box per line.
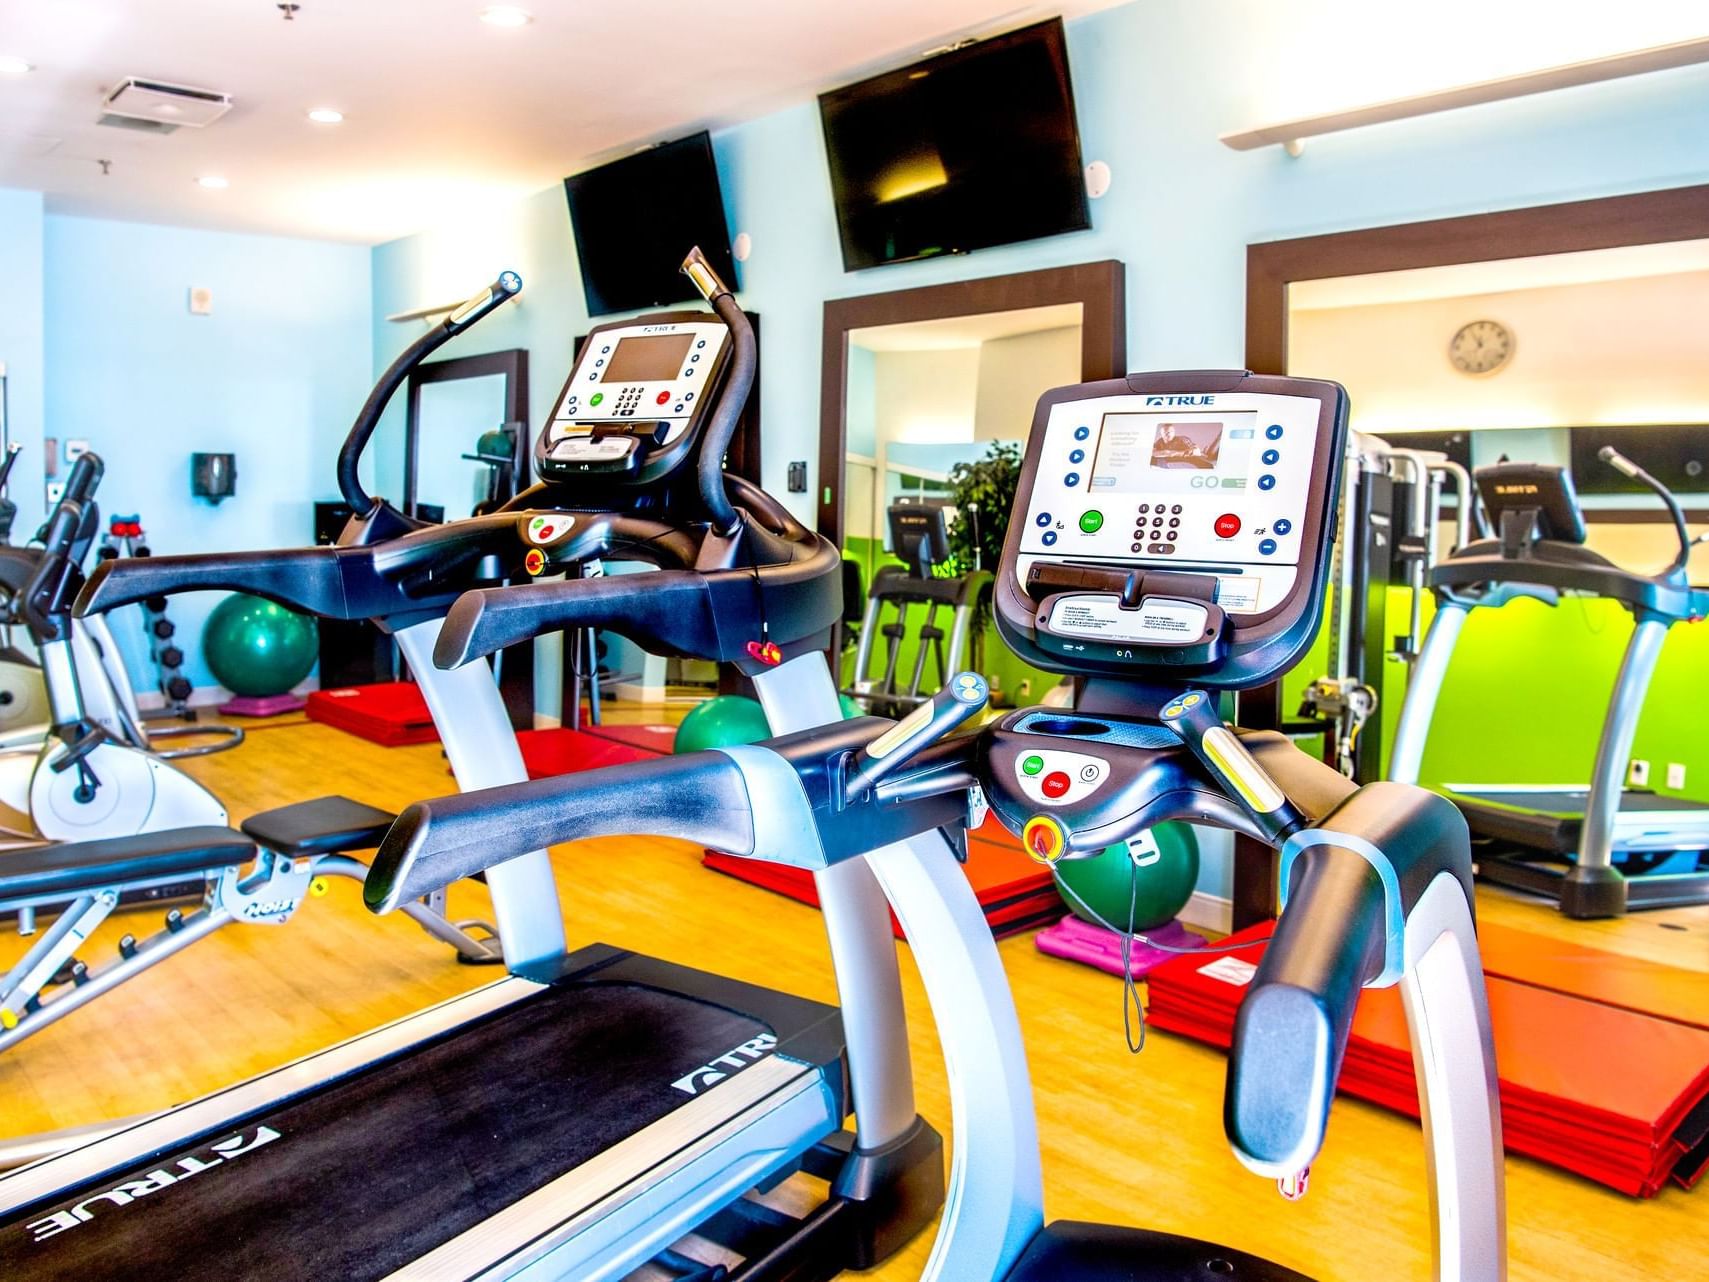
left=202, top=594, right=318, bottom=698
left=674, top=695, right=772, bottom=753
left=1054, top=824, right=1199, bottom=932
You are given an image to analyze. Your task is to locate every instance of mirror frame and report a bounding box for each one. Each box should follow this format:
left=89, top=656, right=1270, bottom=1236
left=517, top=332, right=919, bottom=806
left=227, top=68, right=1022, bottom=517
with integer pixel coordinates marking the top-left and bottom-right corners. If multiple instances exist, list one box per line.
left=403, top=347, right=530, bottom=519
left=816, top=260, right=1127, bottom=547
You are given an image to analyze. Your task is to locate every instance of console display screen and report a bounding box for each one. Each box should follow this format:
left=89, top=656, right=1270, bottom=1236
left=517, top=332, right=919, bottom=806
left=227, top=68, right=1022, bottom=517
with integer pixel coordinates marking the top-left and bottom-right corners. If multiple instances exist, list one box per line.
left=1090, top=412, right=1255, bottom=492
left=600, top=333, right=693, bottom=383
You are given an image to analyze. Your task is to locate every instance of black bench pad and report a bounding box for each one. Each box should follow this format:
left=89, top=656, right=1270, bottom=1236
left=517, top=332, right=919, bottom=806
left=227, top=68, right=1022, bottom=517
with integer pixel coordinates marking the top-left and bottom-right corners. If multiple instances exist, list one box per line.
left=0, top=827, right=251, bottom=902
left=241, top=795, right=396, bottom=858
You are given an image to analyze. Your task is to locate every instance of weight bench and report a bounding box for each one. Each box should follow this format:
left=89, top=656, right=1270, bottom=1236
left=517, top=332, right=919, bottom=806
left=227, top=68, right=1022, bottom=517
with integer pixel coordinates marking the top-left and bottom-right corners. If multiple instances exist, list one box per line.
left=0, top=795, right=500, bottom=1055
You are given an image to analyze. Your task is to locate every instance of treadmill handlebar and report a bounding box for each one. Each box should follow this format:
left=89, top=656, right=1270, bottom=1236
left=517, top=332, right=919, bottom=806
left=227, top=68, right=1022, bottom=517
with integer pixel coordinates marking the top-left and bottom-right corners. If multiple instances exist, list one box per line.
left=1224, top=781, right=1472, bottom=1180
left=338, top=271, right=521, bottom=518
left=74, top=512, right=526, bottom=621
left=1224, top=838, right=1387, bottom=1178
left=364, top=751, right=757, bottom=913
left=433, top=527, right=843, bottom=669
left=1598, top=446, right=1694, bottom=577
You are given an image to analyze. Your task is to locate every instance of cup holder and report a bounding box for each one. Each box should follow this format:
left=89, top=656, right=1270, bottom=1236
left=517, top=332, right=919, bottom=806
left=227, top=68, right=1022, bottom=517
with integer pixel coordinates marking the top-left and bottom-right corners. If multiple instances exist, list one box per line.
left=1025, top=716, right=1108, bottom=738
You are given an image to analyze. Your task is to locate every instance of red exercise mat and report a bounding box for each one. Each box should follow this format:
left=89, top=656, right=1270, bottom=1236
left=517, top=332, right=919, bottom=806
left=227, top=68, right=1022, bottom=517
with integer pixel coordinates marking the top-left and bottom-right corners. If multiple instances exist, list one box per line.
left=306, top=682, right=438, bottom=747
left=516, top=723, right=675, bottom=777
left=702, top=817, right=1060, bottom=941
left=1145, top=924, right=1709, bottom=1197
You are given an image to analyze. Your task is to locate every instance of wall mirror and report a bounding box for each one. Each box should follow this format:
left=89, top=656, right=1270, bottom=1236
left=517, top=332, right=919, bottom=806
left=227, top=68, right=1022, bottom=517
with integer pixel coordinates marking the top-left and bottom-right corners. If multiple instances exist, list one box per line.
left=819, top=261, right=1126, bottom=707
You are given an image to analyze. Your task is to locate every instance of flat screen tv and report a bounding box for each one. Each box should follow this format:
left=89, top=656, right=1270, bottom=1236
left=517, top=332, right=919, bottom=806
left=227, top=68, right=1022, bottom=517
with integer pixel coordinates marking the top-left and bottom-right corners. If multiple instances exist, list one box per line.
left=819, top=18, right=1089, bottom=271
left=563, top=131, right=738, bottom=316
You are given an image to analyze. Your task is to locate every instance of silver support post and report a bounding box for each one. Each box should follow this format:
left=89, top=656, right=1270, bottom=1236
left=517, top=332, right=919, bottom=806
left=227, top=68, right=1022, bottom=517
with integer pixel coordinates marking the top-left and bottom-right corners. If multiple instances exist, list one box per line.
left=1389, top=602, right=1470, bottom=785
left=38, top=639, right=86, bottom=729
left=945, top=601, right=976, bottom=679
left=394, top=619, right=566, bottom=969
left=1397, top=872, right=1508, bottom=1282
left=866, top=829, right=1044, bottom=1282
left=1579, top=617, right=1669, bottom=872
left=848, top=596, right=882, bottom=693
left=751, top=650, right=918, bottom=1151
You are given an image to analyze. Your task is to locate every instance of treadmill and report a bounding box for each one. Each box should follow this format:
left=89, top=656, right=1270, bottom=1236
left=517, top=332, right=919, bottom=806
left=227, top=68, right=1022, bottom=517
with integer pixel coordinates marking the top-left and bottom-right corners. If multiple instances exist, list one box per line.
left=369, top=368, right=1506, bottom=1280
left=0, top=253, right=942, bottom=1280
left=1390, top=450, right=1709, bottom=918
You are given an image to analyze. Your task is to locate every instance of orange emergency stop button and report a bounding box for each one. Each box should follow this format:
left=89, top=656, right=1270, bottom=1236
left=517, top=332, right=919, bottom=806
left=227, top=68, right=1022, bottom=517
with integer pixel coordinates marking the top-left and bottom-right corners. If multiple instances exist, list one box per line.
left=1022, top=814, right=1065, bottom=865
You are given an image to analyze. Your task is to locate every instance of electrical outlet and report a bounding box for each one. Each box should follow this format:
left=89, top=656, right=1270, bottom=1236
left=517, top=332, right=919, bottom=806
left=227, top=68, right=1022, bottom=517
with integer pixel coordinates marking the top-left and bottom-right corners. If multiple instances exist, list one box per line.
left=1667, top=763, right=1686, bottom=790
left=1628, top=759, right=1650, bottom=787
left=1018, top=679, right=1032, bottom=699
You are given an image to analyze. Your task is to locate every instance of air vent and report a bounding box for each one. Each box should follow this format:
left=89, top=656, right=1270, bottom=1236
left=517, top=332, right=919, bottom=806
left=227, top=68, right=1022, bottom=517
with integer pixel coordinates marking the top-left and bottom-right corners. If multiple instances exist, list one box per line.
left=99, top=78, right=232, bottom=132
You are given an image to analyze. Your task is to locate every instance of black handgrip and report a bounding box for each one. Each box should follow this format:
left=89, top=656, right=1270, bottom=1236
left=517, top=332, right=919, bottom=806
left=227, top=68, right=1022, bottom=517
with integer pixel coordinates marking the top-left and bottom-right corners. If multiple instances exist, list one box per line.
left=364, top=752, right=757, bottom=913
left=77, top=547, right=346, bottom=618
left=338, top=272, right=521, bottom=517
left=1224, top=841, right=1387, bottom=1175
left=434, top=571, right=714, bottom=668
left=63, top=452, right=104, bottom=506
left=1600, top=445, right=1692, bottom=576
left=21, top=503, right=85, bottom=638
left=0, top=443, right=22, bottom=494
left=680, top=248, right=749, bottom=537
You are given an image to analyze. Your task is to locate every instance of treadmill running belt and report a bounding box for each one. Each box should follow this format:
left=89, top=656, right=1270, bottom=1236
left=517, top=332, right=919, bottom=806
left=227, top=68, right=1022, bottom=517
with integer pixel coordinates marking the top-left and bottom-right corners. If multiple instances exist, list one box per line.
left=3, top=982, right=773, bottom=1280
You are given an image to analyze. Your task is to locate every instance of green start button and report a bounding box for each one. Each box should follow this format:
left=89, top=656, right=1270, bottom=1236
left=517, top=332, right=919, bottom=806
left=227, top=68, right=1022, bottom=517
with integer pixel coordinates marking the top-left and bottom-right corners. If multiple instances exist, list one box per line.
left=1078, top=510, right=1103, bottom=533
left=1021, top=754, right=1045, bottom=776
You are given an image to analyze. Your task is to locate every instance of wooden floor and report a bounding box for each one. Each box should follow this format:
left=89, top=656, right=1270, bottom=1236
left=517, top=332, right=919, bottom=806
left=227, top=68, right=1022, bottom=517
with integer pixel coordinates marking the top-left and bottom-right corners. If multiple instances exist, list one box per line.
left=2, top=712, right=1705, bottom=1279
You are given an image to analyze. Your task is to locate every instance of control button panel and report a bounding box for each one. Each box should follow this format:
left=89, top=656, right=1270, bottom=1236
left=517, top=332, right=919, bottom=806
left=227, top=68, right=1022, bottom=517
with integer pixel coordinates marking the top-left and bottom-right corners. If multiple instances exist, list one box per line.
left=525, top=513, right=576, bottom=546
left=1012, top=748, right=1109, bottom=808
left=544, top=318, right=728, bottom=451
left=1015, top=390, right=1324, bottom=617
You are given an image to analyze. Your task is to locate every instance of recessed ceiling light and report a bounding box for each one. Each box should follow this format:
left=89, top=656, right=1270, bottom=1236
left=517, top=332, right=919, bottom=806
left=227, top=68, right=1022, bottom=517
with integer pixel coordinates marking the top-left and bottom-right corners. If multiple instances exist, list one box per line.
left=478, top=6, right=532, bottom=27
left=307, top=107, right=344, bottom=124
left=0, top=56, right=33, bottom=75
left=196, top=175, right=230, bottom=190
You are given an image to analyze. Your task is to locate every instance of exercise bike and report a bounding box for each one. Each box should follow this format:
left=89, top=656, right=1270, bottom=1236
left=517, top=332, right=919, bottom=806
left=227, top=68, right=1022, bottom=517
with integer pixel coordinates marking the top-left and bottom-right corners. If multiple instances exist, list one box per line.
left=0, top=271, right=567, bottom=1071
left=0, top=455, right=229, bottom=853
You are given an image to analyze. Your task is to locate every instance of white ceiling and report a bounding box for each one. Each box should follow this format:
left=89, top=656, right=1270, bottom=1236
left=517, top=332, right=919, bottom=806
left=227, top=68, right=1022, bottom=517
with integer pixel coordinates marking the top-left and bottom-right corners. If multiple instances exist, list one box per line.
left=1290, top=239, right=1709, bottom=311
left=850, top=303, right=1083, bottom=351
left=0, top=0, right=1121, bottom=245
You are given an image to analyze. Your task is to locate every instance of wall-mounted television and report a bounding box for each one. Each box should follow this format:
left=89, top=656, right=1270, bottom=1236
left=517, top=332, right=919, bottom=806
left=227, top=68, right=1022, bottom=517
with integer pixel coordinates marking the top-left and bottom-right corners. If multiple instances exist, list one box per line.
left=563, top=131, right=738, bottom=316
left=818, top=18, right=1090, bottom=271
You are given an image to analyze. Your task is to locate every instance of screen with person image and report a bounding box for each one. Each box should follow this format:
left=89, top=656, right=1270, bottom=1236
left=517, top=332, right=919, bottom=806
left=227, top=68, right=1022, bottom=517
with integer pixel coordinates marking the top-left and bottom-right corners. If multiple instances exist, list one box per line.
left=1148, top=420, right=1222, bottom=470
left=1090, top=411, right=1255, bottom=493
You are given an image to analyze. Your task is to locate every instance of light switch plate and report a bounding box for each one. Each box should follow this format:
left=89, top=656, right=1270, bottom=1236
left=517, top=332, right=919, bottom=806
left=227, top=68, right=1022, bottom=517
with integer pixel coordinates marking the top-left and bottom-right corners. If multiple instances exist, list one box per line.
left=189, top=286, right=213, bottom=316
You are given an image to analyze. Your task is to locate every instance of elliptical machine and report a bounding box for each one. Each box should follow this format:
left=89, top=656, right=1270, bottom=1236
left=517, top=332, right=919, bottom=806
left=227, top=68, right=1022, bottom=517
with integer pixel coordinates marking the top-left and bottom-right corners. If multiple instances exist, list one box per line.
left=0, top=253, right=942, bottom=1281
left=370, top=370, right=1507, bottom=1279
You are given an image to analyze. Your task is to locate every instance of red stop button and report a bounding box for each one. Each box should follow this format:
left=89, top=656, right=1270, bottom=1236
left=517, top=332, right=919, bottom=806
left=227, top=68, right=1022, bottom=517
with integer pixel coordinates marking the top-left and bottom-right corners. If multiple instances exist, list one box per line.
left=1041, top=771, right=1071, bottom=799
left=1214, top=513, right=1241, bottom=538
left=656, top=391, right=671, bottom=405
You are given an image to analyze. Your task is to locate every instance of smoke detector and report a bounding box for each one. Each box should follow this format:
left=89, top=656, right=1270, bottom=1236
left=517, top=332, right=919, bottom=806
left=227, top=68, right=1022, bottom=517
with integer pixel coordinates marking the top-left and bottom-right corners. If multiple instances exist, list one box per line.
left=99, top=78, right=232, bottom=133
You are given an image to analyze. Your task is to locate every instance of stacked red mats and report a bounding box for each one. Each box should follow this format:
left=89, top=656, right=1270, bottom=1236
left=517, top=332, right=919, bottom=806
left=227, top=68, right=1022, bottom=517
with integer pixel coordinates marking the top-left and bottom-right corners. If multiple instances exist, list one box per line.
left=703, top=815, right=1061, bottom=940
left=306, top=682, right=439, bottom=746
left=1144, top=920, right=1709, bottom=1197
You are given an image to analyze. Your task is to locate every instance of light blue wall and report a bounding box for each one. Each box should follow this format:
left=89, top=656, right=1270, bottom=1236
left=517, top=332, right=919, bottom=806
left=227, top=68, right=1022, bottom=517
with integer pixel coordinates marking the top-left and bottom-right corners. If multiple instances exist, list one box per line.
left=370, top=0, right=1709, bottom=894
left=44, top=215, right=373, bottom=690
left=846, top=345, right=876, bottom=457
left=0, top=189, right=47, bottom=538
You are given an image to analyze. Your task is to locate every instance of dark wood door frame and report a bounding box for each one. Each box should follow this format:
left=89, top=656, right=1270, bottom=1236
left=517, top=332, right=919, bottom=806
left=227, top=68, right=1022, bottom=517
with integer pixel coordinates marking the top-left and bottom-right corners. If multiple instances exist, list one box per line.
left=817, top=260, right=1127, bottom=546
left=1232, top=182, right=1709, bottom=931
left=403, top=348, right=530, bottom=516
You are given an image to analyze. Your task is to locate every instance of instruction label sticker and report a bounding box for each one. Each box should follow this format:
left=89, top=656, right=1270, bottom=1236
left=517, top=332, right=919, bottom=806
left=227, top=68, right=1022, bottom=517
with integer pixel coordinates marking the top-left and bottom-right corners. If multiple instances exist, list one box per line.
left=1197, top=956, right=1257, bottom=986
left=1214, top=576, right=1261, bottom=613
left=1047, top=594, right=1207, bottom=644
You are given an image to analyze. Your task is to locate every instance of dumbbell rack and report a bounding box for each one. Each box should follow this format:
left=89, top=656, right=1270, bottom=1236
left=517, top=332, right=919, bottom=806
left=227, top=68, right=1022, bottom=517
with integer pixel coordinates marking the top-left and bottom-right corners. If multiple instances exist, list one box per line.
left=99, top=516, right=198, bottom=719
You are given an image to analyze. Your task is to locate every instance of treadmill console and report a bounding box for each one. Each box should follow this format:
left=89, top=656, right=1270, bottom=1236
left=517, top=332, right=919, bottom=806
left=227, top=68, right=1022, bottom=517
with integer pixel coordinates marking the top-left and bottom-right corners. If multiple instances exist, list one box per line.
left=995, top=370, right=1347, bottom=689
left=536, top=311, right=732, bottom=485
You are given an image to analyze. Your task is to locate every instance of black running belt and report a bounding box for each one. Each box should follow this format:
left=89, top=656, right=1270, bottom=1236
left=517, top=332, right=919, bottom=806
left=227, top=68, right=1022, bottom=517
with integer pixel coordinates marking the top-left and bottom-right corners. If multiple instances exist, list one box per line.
left=2, top=981, right=780, bottom=1280
left=1449, top=788, right=1709, bottom=856
left=1449, top=788, right=1709, bottom=817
